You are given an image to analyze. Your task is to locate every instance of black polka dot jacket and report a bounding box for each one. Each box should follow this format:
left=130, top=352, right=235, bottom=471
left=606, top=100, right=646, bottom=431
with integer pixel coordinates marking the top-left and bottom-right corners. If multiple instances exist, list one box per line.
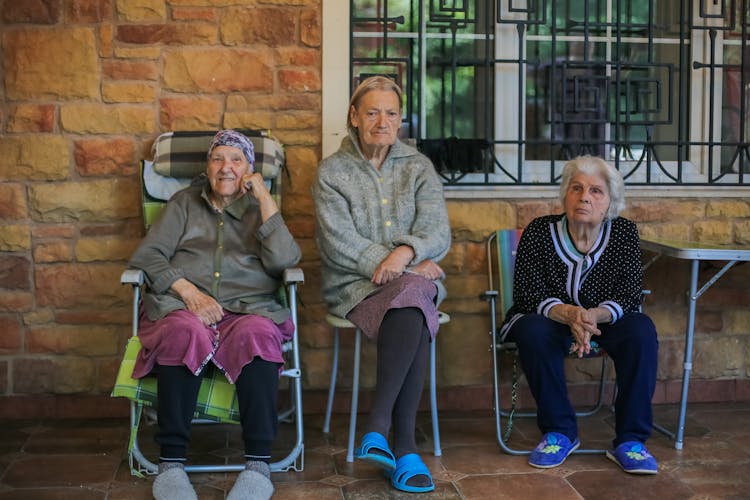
left=500, top=214, right=643, bottom=340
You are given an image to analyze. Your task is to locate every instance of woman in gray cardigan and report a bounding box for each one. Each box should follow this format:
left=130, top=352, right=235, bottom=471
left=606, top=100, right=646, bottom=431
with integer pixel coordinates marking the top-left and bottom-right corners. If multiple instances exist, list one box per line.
left=313, top=76, right=451, bottom=493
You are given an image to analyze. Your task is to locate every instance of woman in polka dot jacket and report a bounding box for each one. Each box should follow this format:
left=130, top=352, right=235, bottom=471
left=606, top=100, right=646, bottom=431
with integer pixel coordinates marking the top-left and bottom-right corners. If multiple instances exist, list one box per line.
left=500, top=155, right=660, bottom=475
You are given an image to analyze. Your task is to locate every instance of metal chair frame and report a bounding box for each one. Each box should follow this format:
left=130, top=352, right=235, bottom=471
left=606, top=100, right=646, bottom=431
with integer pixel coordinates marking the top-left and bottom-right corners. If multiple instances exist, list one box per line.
left=121, top=269, right=305, bottom=475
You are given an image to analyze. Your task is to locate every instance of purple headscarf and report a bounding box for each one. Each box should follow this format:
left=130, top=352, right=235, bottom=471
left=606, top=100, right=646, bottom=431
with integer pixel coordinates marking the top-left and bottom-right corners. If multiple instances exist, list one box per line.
left=207, top=130, right=255, bottom=170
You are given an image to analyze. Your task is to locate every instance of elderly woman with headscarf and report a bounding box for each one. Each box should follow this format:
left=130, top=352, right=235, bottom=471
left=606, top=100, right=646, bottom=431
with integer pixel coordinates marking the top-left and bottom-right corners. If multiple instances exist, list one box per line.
left=500, top=155, right=659, bottom=474
left=313, top=76, right=451, bottom=493
left=128, top=130, right=301, bottom=500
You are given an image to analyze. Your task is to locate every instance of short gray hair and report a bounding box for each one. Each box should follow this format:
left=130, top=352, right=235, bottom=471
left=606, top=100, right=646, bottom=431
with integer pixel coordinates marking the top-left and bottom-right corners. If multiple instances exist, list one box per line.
left=559, top=155, right=625, bottom=219
left=346, top=75, right=403, bottom=134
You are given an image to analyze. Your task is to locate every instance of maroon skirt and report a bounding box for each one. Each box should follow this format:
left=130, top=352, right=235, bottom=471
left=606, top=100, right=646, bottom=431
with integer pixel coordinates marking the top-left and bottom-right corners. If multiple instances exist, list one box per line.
left=347, top=273, right=440, bottom=340
left=132, top=307, right=294, bottom=383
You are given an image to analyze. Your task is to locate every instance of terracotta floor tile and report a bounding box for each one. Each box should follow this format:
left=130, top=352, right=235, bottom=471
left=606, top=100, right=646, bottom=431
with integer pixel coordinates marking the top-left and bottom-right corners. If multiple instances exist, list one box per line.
left=274, top=481, right=345, bottom=499
left=457, top=473, right=581, bottom=500
left=567, top=469, right=694, bottom=500
left=272, top=450, right=337, bottom=483
left=3, top=455, right=120, bottom=488
left=0, top=488, right=106, bottom=500
left=439, top=444, right=529, bottom=475
left=0, top=402, right=748, bottom=498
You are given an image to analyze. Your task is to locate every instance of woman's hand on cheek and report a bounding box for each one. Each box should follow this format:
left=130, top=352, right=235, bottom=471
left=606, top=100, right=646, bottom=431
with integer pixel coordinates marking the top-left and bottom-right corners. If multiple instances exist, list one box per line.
left=243, top=171, right=279, bottom=222
left=240, top=172, right=258, bottom=196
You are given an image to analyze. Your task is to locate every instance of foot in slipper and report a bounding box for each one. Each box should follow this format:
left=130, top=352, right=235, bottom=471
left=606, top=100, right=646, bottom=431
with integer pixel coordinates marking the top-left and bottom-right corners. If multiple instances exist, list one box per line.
left=355, top=431, right=396, bottom=471
left=391, top=453, right=434, bottom=493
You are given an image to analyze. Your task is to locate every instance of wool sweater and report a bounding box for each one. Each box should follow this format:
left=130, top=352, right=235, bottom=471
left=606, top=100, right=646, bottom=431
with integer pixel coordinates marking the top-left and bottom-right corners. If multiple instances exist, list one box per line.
left=129, top=176, right=301, bottom=324
left=313, top=133, right=451, bottom=317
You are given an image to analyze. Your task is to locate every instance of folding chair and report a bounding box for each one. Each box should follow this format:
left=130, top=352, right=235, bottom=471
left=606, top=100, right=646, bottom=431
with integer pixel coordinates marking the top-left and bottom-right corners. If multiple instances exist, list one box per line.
left=111, top=130, right=304, bottom=476
left=321, top=311, right=450, bottom=462
left=481, top=229, right=610, bottom=456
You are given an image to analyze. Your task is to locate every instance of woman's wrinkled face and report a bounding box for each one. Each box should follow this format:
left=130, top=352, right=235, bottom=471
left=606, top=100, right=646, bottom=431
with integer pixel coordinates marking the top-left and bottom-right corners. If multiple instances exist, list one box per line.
left=350, top=89, right=402, bottom=149
left=564, top=172, right=611, bottom=227
left=206, top=145, right=251, bottom=202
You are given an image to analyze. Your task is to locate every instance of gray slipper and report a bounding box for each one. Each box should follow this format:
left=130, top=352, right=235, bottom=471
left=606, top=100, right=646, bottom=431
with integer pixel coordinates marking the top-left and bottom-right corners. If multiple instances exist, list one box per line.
left=152, top=466, right=197, bottom=500
left=227, top=469, right=274, bottom=500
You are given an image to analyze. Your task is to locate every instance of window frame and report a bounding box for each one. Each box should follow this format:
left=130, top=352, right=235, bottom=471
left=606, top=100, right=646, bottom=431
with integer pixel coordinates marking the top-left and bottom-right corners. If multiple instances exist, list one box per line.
left=322, top=0, right=750, bottom=199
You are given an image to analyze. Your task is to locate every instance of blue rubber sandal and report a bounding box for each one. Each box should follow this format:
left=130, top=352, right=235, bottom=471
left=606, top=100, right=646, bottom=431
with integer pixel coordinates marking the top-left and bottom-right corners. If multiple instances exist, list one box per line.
left=391, top=453, right=435, bottom=493
left=355, top=432, right=396, bottom=471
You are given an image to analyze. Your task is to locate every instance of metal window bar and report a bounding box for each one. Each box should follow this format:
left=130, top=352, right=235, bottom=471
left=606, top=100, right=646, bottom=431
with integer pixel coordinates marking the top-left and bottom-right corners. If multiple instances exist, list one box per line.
left=350, top=0, right=750, bottom=186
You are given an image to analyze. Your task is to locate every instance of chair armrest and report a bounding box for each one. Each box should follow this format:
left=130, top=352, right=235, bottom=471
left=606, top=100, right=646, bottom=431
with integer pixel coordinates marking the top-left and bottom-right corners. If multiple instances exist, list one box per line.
left=121, top=269, right=144, bottom=286
left=283, top=267, right=304, bottom=285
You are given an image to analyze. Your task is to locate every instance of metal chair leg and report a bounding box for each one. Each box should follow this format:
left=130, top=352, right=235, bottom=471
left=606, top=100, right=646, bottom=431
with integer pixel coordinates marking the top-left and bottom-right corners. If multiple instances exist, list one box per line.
left=346, top=328, right=361, bottom=463
left=322, top=328, right=340, bottom=434
left=429, top=339, right=442, bottom=457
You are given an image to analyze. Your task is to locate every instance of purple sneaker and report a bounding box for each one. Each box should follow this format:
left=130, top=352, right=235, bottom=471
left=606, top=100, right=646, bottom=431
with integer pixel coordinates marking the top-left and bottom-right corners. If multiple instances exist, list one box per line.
left=528, top=432, right=580, bottom=468
left=606, top=441, right=658, bottom=474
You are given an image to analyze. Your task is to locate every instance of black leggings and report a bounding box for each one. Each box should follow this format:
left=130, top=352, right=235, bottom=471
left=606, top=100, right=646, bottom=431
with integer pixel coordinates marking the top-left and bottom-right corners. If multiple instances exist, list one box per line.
left=366, top=307, right=430, bottom=458
left=155, top=358, right=280, bottom=463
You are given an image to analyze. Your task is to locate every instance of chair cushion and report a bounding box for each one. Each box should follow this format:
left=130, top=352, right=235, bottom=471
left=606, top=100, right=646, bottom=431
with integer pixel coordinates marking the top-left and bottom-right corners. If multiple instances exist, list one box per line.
left=143, top=160, right=191, bottom=201
left=152, top=130, right=283, bottom=180
left=112, top=336, right=241, bottom=423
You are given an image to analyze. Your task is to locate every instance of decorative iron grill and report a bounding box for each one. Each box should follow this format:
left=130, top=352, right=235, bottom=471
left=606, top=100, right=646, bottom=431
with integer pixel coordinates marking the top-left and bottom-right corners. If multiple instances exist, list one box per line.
left=350, top=0, right=750, bottom=186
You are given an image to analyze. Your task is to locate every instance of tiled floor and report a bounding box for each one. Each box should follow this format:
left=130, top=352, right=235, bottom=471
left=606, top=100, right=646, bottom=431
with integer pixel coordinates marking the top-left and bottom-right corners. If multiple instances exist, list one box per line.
left=1, top=402, right=749, bottom=499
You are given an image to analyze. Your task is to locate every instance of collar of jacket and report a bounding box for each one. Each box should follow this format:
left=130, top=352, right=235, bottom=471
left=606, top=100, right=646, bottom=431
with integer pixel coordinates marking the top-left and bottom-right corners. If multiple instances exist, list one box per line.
left=342, top=129, right=418, bottom=165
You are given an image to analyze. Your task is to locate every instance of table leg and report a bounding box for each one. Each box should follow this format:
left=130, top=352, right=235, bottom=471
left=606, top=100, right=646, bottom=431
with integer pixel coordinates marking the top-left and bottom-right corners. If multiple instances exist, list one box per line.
left=675, top=259, right=699, bottom=450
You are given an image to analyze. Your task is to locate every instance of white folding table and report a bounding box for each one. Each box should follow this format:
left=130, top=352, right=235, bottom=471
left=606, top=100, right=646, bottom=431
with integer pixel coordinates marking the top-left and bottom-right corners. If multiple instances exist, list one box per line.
left=640, top=237, right=750, bottom=450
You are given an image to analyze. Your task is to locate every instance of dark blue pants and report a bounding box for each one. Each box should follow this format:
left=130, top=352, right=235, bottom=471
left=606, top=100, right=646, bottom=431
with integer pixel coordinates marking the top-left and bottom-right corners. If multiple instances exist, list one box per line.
left=509, top=312, right=658, bottom=447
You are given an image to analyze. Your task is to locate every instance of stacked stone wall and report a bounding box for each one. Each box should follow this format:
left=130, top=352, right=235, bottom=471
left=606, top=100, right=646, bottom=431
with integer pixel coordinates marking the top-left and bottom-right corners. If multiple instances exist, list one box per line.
left=0, top=0, right=323, bottom=414
left=1, top=0, right=748, bottom=416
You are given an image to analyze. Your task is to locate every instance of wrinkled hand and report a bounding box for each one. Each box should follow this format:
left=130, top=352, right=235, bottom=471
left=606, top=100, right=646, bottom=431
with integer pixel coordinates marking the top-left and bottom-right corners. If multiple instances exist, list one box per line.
left=241, top=172, right=278, bottom=222
left=561, top=305, right=601, bottom=358
left=372, top=246, right=415, bottom=285
left=410, top=259, right=445, bottom=281
left=171, top=278, right=224, bottom=326
left=241, top=172, right=266, bottom=196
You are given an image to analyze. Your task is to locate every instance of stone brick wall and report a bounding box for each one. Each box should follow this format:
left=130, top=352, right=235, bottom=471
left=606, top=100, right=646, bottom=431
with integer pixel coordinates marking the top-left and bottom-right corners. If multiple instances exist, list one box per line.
left=0, top=0, right=322, bottom=416
left=436, top=198, right=750, bottom=410
left=1, top=0, right=748, bottom=417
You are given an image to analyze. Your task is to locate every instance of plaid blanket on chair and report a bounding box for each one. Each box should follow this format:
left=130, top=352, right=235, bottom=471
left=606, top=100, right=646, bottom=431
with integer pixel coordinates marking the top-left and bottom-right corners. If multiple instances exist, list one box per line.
left=111, top=336, right=241, bottom=423
left=151, top=130, right=284, bottom=182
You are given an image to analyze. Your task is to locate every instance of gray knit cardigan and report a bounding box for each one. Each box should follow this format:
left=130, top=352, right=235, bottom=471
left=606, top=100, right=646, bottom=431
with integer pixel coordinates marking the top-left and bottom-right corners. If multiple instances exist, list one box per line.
left=313, top=133, right=451, bottom=318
